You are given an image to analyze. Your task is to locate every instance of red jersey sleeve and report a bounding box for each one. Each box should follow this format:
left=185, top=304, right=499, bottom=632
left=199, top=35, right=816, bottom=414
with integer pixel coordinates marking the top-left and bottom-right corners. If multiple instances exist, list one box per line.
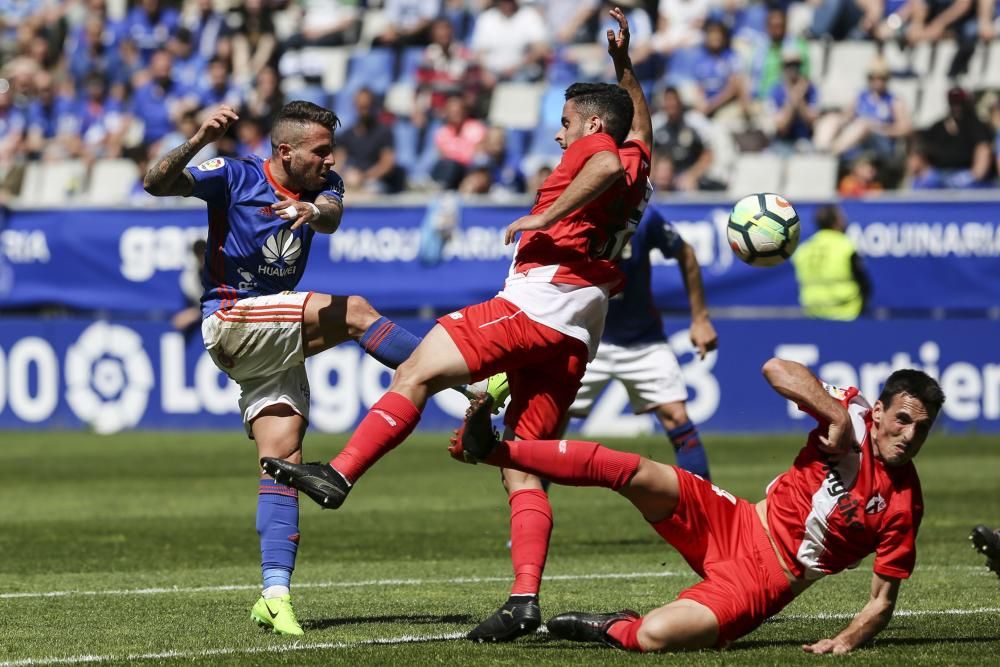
left=873, top=485, right=923, bottom=579
left=560, top=132, right=619, bottom=176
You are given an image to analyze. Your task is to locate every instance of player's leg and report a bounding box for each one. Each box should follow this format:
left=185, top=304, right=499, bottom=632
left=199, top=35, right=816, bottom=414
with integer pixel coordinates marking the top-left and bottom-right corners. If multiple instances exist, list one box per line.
left=302, top=293, right=421, bottom=368
left=654, top=401, right=711, bottom=480
left=618, top=341, right=711, bottom=479
left=970, top=524, right=1000, bottom=578
left=546, top=598, right=719, bottom=651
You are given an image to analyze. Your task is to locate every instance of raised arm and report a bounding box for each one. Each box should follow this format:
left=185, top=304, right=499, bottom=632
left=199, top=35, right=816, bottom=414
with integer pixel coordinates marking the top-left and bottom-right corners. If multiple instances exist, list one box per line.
left=802, top=573, right=900, bottom=654
left=761, top=357, right=855, bottom=452
left=503, top=150, right=623, bottom=245
left=606, top=8, right=653, bottom=148
left=144, top=105, right=239, bottom=197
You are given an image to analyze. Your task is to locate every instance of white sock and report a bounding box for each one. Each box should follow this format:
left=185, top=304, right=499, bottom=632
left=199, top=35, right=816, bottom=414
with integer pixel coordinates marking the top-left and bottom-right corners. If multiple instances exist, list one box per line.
left=262, top=585, right=290, bottom=599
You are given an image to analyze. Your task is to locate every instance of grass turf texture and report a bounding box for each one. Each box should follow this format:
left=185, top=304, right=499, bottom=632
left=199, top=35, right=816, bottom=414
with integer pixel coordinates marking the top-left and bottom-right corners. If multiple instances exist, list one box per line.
left=1, top=431, right=997, bottom=666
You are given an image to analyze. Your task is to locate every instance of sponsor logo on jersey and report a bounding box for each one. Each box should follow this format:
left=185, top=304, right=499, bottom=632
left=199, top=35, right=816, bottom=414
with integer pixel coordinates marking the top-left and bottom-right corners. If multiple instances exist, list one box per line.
left=258, top=205, right=276, bottom=217
left=865, top=493, right=887, bottom=515
left=448, top=311, right=463, bottom=320
left=259, top=230, right=302, bottom=277
left=196, top=157, right=225, bottom=171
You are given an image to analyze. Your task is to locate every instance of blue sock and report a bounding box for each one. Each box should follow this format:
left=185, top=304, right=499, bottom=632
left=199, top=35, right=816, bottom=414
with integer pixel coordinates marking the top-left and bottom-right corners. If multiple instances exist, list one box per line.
left=257, top=479, right=299, bottom=592
left=358, top=316, right=422, bottom=369
left=667, top=421, right=711, bottom=481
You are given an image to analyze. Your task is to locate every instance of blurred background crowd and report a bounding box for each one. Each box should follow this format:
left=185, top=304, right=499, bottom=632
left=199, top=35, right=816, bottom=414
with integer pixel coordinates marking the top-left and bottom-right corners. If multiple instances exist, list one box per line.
left=1, top=0, right=1000, bottom=205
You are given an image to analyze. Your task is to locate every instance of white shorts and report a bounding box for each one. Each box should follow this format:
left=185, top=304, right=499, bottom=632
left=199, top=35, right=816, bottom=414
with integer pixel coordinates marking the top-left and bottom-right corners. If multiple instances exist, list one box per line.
left=569, top=340, right=688, bottom=416
left=201, top=291, right=313, bottom=436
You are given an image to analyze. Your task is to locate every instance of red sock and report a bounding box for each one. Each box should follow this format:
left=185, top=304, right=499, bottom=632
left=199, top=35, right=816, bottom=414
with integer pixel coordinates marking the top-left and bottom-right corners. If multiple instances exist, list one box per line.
left=329, top=392, right=421, bottom=483
left=606, top=616, right=645, bottom=652
left=486, top=440, right=640, bottom=491
left=508, top=489, right=552, bottom=596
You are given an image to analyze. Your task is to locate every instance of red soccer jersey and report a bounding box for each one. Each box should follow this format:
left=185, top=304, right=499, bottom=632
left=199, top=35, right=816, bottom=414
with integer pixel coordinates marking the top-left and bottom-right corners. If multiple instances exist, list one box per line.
left=766, top=384, right=923, bottom=581
left=513, top=132, right=651, bottom=290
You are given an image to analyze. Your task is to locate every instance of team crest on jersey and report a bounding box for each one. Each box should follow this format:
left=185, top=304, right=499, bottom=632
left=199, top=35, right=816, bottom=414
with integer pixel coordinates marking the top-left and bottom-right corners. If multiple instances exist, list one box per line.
left=865, top=493, right=887, bottom=515
left=196, top=157, right=225, bottom=171
left=822, top=383, right=848, bottom=400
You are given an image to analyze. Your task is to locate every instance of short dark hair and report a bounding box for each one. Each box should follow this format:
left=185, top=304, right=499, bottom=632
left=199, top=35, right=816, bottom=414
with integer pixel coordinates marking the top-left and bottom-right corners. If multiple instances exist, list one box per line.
left=271, top=101, right=340, bottom=151
left=815, top=204, right=841, bottom=230
left=878, top=369, right=945, bottom=416
left=564, top=82, right=634, bottom=145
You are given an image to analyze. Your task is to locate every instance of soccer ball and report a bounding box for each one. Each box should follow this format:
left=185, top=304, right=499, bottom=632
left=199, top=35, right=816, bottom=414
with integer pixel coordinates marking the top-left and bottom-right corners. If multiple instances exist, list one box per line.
left=727, top=193, right=801, bottom=267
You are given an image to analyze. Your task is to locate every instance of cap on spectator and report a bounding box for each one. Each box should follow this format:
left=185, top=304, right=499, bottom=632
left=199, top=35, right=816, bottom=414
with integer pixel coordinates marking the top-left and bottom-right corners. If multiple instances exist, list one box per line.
left=867, top=57, right=890, bottom=78
left=948, top=86, right=970, bottom=105
left=781, top=45, right=803, bottom=65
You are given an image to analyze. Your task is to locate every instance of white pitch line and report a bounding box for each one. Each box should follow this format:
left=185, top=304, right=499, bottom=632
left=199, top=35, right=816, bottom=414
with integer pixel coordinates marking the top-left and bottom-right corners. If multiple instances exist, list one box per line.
left=0, top=570, right=682, bottom=600
left=4, top=607, right=1000, bottom=667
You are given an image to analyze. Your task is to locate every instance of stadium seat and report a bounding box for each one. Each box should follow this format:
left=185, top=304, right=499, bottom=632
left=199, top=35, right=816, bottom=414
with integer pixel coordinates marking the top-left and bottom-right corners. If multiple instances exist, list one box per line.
left=929, top=40, right=958, bottom=80
left=488, top=83, right=544, bottom=130
left=727, top=153, right=784, bottom=197
left=19, top=160, right=88, bottom=206
left=979, top=41, right=1000, bottom=89
left=959, top=42, right=988, bottom=89
left=397, top=46, right=425, bottom=83
left=910, top=42, right=934, bottom=77
left=344, top=48, right=395, bottom=95
left=359, top=9, right=390, bottom=47
left=888, top=78, right=919, bottom=117
left=392, top=120, right=419, bottom=169
left=299, top=47, right=350, bottom=92
left=384, top=82, right=416, bottom=117
left=820, top=41, right=877, bottom=111
left=86, top=159, right=140, bottom=205
left=783, top=153, right=837, bottom=200
left=333, top=90, right=359, bottom=129
left=915, top=77, right=949, bottom=128
left=881, top=41, right=913, bottom=75
left=563, top=43, right=607, bottom=81
left=807, top=39, right=828, bottom=80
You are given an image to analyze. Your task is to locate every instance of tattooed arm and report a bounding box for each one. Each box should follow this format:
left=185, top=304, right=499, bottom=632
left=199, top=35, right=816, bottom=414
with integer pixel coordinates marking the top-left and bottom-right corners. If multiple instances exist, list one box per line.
left=143, top=105, right=239, bottom=197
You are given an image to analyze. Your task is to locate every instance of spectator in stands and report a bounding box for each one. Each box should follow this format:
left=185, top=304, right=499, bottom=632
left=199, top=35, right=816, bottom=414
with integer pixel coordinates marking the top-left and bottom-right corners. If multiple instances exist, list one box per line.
left=459, top=126, right=525, bottom=197
left=839, top=153, right=884, bottom=196
left=544, top=0, right=600, bottom=46
left=905, top=139, right=945, bottom=189
left=688, top=18, right=748, bottom=120
left=750, top=6, right=810, bottom=102
left=24, top=71, right=80, bottom=161
left=376, top=0, right=440, bottom=48
left=124, top=0, right=180, bottom=64
left=768, top=47, right=819, bottom=153
left=917, top=87, right=993, bottom=188
left=814, top=57, right=910, bottom=163
left=228, top=0, right=278, bottom=87
left=166, top=28, right=204, bottom=93
left=653, top=0, right=710, bottom=53
left=65, top=9, right=122, bottom=88
left=78, top=73, right=131, bottom=163
left=593, top=0, right=655, bottom=75
left=440, top=0, right=475, bottom=42
left=792, top=204, right=872, bottom=321
left=977, top=0, right=999, bottom=40
left=130, top=48, right=198, bottom=151
left=0, top=84, right=25, bottom=198
left=108, top=36, right=144, bottom=87
left=431, top=94, right=487, bottom=190
left=235, top=117, right=270, bottom=158
left=651, top=87, right=723, bottom=192
left=907, top=1, right=977, bottom=76
left=810, top=0, right=880, bottom=40
left=156, top=112, right=217, bottom=165
left=470, top=0, right=549, bottom=84
left=243, top=66, right=284, bottom=132
left=414, top=18, right=484, bottom=125
left=197, top=58, right=244, bottom=112
left=182, top=0, right=226, bottom=61
left=171, top=238, right=207, bottom=335
left=335, top=88, right=405, bottom=195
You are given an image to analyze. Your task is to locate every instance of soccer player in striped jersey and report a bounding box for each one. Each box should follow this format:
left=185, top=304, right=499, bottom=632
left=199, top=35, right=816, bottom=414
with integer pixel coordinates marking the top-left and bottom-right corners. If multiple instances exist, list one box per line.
left=143, top=101, right=428, bottom=635
left=450, top=359, right=944, bottom=654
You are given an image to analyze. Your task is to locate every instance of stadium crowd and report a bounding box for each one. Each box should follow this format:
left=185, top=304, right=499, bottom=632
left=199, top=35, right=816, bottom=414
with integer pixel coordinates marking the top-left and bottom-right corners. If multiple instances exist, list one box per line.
left=1, top=0, right=1000, bottom=204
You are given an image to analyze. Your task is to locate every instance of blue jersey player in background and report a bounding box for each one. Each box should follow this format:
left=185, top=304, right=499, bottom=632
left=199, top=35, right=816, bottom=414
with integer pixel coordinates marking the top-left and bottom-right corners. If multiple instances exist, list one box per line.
left=567, top=206, right=718, bottom=478
left=142, top=102, right=426, bottom=636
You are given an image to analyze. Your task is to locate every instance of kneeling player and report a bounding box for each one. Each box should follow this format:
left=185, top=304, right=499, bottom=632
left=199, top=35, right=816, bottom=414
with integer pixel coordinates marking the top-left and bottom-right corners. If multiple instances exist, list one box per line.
left=451, top=358, right=944, bottom=653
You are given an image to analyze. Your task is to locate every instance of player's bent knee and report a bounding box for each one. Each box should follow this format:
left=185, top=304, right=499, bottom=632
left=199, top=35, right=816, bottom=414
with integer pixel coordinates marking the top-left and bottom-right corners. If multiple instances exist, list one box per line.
left=345, top=295, right=380, bottom=336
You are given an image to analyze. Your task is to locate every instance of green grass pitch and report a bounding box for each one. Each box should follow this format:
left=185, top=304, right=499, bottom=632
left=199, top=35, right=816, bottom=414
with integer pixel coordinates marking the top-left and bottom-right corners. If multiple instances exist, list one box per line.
left=1, top=430, right=997, bottom=665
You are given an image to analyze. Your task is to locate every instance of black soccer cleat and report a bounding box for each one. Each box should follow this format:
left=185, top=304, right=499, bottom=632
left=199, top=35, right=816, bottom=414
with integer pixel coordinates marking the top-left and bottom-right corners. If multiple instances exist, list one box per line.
left=546, top=610, right=640, bottom=647
left=260, top=458, right=351, bottom=509
left=970, top=524, right=1000, bottom=578
left=467, top=597, right=542, bottom=643
left=448, top=394, right=501, bottom=464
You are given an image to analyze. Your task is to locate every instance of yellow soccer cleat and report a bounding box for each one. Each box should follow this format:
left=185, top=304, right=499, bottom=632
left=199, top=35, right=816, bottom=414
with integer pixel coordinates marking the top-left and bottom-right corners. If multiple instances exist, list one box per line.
left=251, top=594, right=304, bottom=636
left=484, top=373, right=510, bottom=413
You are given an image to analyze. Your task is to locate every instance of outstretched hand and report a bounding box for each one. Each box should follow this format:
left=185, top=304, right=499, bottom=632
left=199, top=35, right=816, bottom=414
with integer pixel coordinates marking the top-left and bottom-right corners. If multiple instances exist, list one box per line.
left=194, top=105, right=239, bottom=145
left=273, top=191, right=316, bottom=230
left=504, top=214, right=548, bottom=245
left=802, top=638, right=851, bottom=655
left=606, top=7, right=631, bottom=61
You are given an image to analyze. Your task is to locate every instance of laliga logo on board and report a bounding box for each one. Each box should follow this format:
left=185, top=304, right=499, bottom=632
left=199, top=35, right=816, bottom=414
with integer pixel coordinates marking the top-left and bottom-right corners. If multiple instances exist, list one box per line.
left=65, top=322, right=153, bottom=434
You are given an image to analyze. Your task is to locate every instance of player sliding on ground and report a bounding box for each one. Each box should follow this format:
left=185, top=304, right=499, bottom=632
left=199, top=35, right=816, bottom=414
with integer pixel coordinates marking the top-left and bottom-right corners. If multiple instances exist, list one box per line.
left=450, top=358, right=944, bottom=654
left=263, top=8, right=652, bottom=642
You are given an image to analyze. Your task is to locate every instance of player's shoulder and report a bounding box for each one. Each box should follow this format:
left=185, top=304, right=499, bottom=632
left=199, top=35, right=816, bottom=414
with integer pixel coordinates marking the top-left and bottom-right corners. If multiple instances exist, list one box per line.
left=620, top=137, right=652, bottom=160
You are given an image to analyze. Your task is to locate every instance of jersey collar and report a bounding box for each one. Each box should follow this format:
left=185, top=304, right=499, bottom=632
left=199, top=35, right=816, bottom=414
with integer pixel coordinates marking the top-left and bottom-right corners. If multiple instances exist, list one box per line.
left=263, top=160, right=301, bottom=201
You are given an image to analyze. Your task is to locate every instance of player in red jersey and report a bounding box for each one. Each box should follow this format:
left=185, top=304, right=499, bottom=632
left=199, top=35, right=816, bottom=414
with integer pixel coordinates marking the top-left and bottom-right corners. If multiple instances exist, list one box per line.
left=262, top=8, right=653, bottom=642
left=449, top=358, right=945, bottom=654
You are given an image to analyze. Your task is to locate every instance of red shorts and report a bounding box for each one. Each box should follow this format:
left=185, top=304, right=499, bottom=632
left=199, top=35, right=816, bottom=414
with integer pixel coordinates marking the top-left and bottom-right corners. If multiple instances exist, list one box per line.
left=650, top=468, right=795, bottom=647
left=438, top=297, right=588, bottom=440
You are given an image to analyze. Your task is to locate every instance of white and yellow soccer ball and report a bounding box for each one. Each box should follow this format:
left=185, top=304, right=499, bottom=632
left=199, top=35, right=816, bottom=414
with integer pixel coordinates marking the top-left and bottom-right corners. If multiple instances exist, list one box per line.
left=727, top=193, right=801, bottom=267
